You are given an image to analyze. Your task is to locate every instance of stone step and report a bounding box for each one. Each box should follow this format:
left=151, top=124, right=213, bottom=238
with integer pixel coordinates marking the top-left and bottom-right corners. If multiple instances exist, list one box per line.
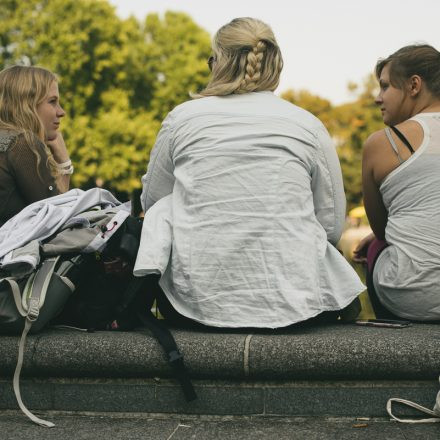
left=1, top=323, right=439, bottom=418
left=0, top=378, right=438, bottom=418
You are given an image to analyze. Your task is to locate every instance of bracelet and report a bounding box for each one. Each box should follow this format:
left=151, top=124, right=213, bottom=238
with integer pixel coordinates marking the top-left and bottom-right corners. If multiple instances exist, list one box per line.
left=56, top=159, right=72, bottom=169
left=59, top=165, right=74, bottom=175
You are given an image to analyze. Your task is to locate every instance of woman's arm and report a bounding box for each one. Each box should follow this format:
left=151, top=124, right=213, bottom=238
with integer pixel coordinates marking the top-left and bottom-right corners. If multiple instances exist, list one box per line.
left=140, top=115, right=175, bottom=212
left=311, top=125, right=346, bottom=245
left=46, top=132, right=71, bottom=193
left=362, top=132, right=388, bottom=240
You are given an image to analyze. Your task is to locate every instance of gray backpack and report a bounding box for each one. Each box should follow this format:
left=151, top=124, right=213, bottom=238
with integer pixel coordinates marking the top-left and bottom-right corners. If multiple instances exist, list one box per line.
left=0, top=255, right=85, bottom=427
left=0, top=208, right=129, bottom=427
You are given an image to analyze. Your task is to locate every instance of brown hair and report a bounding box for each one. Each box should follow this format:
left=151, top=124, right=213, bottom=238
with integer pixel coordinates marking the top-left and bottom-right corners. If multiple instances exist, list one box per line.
left=376, top=44, right=440, bottom=97
left=196, top=17, right=283, bottom=97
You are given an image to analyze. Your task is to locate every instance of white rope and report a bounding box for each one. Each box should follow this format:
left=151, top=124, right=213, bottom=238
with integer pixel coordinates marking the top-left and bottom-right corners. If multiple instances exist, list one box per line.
left=387, top=379, right=440, bottom=424
left=13, top=319, right=55, bottom=427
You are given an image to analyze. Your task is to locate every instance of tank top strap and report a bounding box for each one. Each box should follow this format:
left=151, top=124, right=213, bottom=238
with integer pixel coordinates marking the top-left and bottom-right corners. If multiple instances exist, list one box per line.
left=390, top=126, right=415, bottom=153
left=384, top=127, right=404, bottom=164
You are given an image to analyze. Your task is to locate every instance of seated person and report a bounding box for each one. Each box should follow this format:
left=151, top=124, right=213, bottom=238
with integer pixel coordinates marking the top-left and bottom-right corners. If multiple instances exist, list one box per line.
left=354, top=44, right=440, bottom=321
left=138, top=17, right=364, bottom=328
left=0, top=65, right=72, bottom=227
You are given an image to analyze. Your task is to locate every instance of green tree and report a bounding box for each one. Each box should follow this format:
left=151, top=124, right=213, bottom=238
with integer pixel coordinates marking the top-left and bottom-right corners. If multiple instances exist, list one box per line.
left=281, top=89, right=335, bottom=132
left=142, top=11, right=212, bottom=120
left=334, top=75, right=383, bottom=210
left=0, top=1, right=212, bottom=195
left=0, top=0, right=134, bottom=115
left=67, top=90, right=160, bottom=192
left=282, top=78, right=383, bottom=210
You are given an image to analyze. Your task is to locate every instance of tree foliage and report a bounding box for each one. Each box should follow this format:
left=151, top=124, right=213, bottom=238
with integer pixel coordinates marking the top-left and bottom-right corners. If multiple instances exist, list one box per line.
left=0, top=0, right=211, bottom=194
left=1, top=0, right=382, bottom=207
left=282, top=77, right=383, bottom=210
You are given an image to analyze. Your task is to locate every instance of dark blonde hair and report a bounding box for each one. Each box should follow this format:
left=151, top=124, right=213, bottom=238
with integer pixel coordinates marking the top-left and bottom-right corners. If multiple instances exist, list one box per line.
left=0, top=65, right=59, bottom=177
left=196, top=17, right=283, bottom=97
left=376, top=44, right=440, bottom=97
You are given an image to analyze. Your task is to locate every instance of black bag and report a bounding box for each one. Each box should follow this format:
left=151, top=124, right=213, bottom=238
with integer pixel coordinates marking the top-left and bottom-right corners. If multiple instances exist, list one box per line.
left=53, top=215, right=197, bottom=403
left=0, top=214, right=195, bottom=428
left=52, top=215, right=144, bottom=330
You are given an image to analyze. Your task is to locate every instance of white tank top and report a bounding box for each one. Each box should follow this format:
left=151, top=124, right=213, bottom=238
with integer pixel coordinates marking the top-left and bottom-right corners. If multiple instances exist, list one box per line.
left=374, top=112, right=440, bottom=320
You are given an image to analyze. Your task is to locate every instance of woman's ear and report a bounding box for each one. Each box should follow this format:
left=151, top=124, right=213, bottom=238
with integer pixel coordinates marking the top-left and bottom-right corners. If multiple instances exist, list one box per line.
left=408, top=75, right=422, bottom=97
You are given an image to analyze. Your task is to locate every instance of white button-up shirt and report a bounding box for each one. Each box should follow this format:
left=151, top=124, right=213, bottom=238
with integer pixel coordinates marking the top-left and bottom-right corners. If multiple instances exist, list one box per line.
left=139, top=91, right=364, bottom=328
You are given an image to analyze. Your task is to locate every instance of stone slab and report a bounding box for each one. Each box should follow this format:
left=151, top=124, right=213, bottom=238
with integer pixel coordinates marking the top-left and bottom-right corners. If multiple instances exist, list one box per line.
left=0, top=378, right=437, bottom=418
left=1, top=328, right=247, bottom=379
left=248, top=323, right=440, bottom=379
left=1, top=323, right=440, bottom=380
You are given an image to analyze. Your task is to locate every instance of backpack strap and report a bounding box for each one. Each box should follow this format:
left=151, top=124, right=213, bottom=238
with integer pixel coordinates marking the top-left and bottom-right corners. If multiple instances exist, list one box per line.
left=110, top=276, right=197, bottom=402
left=1, top=278, right=27, bottom=318
left=12, top=258, right=59, bottom=428
left=13, top=319, right=54, bottom=428
left=136, top=309, right=197, bottom=402
left=22, top=257, right=59, bottom=314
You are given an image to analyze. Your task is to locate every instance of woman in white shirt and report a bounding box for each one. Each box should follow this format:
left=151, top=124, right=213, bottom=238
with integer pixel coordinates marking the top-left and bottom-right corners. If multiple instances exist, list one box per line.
left=139, top=17, right=364, bottom=328
left=354, top=44, right=440, bottom=321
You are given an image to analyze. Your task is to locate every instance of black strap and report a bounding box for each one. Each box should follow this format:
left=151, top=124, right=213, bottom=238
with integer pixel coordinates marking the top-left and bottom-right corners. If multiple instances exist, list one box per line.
left=109, top=275, right=197, bottom=401
left=136, top=310, right=197, bottom=402
left=390, top=126, right=415, bottom=154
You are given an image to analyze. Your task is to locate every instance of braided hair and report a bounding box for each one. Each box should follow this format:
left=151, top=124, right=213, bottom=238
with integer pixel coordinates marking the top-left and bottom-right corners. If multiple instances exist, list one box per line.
left=196, top=17, right=283, bottom=97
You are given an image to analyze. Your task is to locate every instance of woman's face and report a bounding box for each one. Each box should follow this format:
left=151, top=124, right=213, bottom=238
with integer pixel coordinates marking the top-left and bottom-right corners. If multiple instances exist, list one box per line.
left=375, top=63, right=411, bottom=126
left=36, top=81, right=65, bottom=141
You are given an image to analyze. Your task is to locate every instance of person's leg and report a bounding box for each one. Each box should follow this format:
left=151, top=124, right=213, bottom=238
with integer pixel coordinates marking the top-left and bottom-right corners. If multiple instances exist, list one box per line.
left=365, top=239, right=402, bottom=320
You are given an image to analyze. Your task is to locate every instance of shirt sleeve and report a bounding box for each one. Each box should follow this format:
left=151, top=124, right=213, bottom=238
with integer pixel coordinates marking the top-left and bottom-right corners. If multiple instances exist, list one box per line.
left=8, top=134, right=59, bottom=204
left=311, top=125, right=346, bottom=245
left=140, top=114, right=175, bottom=212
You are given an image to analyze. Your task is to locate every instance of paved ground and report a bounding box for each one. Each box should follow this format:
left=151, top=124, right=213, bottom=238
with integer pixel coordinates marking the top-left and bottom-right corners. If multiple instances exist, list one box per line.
left=1, top=411, right=440, bottom=440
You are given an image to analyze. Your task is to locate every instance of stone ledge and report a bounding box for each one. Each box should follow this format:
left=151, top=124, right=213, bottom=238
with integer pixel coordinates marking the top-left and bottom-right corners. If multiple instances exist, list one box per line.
left=1, top=323, right=440, bottom=380
left=0, top=378, right=438, bottom=417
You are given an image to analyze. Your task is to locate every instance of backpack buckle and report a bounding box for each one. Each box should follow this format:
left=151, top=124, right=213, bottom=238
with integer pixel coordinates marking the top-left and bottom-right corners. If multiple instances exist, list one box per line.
left=168, top=350, right=183, bottom=363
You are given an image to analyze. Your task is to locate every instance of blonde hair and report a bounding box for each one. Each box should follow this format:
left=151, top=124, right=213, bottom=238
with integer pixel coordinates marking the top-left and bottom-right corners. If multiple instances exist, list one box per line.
left=0, top=65, right=59, bottom=178
left=196, top=17, right=283, bottom=97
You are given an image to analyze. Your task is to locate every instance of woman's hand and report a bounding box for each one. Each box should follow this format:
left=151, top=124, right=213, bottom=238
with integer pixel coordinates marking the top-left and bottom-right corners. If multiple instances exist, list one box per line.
left=46, top=131, right=69, bottom=164
left=352, top=232, right=376, bottom=264
left=47, top=132, right=71, bottom=193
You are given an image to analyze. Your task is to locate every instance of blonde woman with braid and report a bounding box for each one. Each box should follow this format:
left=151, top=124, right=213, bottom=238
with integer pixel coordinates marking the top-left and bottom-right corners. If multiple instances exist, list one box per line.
left=138, top=17, right=364, bottom=328
left=0, top=65, right=71, bottom=227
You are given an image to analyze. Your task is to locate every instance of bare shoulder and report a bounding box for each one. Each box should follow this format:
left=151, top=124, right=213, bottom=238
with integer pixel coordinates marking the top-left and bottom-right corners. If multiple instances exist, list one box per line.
left=363, top=129, right=387, bottom=156
left=396, top=118, right=424, bottom=133
left=363, top=128, right=402, bottom=185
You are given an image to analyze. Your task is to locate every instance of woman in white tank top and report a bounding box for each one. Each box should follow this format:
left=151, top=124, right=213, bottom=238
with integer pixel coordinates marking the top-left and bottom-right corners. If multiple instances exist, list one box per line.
left=353, top=44, right=440, bottom=321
